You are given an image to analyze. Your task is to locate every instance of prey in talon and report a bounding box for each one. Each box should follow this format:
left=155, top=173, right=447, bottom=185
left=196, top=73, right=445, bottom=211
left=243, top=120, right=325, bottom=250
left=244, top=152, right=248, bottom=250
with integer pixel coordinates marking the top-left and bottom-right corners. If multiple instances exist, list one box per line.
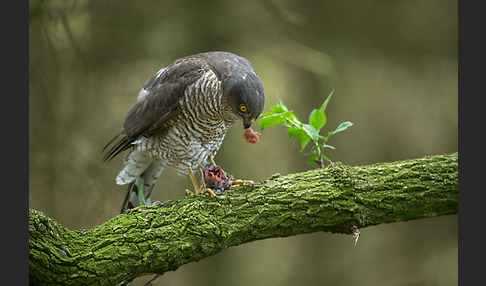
left=202, top=163, right=255, bottom=201
left=203, top=163, right=234, bottom=195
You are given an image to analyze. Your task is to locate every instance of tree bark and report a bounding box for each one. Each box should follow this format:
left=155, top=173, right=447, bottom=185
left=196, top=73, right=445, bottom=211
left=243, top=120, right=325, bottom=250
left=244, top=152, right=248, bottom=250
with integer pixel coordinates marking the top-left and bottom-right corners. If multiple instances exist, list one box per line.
left=29, top=153, right=458, bottom=285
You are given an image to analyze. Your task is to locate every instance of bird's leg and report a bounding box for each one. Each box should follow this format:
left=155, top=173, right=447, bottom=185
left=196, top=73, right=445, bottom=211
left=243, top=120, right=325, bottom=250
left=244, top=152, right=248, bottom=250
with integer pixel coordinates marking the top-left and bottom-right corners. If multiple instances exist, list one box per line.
left=208, top=156, right=216, bottom=166
left=185, top=169, right=202, bottom=196
left=185, top=168, right=220, bottom=204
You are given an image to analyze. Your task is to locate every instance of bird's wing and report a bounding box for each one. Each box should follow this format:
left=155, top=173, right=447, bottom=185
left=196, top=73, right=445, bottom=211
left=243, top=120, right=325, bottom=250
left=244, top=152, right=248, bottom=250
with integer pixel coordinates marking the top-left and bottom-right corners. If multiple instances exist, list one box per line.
left=102, top=56, right=208, bottom=162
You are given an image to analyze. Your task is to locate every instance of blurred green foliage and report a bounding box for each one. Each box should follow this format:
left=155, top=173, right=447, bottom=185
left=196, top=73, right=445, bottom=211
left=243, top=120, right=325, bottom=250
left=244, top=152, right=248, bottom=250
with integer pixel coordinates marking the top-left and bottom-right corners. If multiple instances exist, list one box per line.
left=29, top=0, right=457, bottom=285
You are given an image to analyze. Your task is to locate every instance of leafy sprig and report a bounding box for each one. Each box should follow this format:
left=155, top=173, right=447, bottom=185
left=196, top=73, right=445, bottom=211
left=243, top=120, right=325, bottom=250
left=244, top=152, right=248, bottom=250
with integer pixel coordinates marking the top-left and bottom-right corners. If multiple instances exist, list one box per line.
left=259, top=90, right=353, bottom=167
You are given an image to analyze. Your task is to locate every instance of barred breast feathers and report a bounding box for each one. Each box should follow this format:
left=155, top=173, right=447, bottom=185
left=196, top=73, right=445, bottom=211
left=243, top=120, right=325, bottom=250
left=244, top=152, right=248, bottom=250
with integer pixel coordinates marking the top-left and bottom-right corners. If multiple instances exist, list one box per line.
left=182, top=70, right=222, bottom=118
left=132, top=69, right=235, bottom=174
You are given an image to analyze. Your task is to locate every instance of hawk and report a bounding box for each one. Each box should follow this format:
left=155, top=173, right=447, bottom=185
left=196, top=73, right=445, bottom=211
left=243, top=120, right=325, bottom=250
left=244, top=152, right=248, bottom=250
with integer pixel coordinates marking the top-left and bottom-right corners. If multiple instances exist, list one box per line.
left=103, top=51, right=265, bottom=213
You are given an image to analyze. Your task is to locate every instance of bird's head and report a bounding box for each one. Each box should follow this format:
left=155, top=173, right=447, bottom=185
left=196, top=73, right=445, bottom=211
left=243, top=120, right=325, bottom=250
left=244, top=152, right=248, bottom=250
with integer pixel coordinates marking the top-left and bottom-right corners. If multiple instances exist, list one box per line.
left=224, top=71, right=265, bottom=129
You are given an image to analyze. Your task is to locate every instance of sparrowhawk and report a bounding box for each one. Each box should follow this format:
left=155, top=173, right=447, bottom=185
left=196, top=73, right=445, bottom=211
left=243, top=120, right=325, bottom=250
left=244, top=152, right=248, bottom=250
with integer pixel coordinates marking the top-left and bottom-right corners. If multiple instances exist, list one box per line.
left=103, top=51, right=265, bottom=213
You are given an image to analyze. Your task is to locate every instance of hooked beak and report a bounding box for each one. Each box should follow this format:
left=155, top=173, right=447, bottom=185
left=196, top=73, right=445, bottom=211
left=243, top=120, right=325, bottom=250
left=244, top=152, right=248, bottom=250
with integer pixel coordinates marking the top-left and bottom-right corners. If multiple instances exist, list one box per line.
left=243, top=118, right=255, bottom=129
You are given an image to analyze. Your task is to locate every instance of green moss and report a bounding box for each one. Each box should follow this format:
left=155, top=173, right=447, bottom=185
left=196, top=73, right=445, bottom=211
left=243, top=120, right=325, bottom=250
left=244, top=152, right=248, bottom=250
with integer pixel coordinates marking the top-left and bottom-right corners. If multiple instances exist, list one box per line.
left=29, top=153, right=458, bottom=285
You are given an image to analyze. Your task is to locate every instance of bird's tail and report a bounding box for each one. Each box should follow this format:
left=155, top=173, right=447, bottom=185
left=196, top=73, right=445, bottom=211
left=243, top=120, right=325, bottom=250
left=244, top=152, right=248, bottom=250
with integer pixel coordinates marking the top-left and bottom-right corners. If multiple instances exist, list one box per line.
left=120, top=176, right=155, bottom=214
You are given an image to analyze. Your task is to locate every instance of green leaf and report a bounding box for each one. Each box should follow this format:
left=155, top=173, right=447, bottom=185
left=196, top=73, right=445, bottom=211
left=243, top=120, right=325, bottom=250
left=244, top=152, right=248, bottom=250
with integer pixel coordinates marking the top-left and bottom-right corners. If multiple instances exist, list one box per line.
left=309, top=109, right=327, bottom=131
left=319, top=89, right=335, bottom=113
left=276, top=97, right=288, bottom=111
left=322, top=154, right=331, bottom=163
left=256, top=93, right=351, bottom=167
left=136, top=178, right=146, bottom=206
left=328, top=121, right=353, bottom=136
left=303, top=124, right=320, bottom=141
left=300, top=150, right=317, bottom=157
left=323, top=144, right=335, bottom=149
left=307, top=154, right=318, bottom=165
left=287, top=127, right=302, bottom=138
left=284, top=112, right=298, bottom=124
left=308, top=109, right=316, bottom=123
left=270, top=105, right=287, bottom=113
left=259, top=113, right=286, bottom=129
left=297, top=133, right=310, bottom=150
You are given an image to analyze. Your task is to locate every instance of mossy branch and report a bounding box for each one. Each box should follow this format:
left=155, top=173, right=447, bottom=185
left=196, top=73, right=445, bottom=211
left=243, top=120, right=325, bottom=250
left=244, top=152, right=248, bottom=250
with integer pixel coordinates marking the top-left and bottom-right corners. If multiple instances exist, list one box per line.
left=29, top=153, right=458, bottom=285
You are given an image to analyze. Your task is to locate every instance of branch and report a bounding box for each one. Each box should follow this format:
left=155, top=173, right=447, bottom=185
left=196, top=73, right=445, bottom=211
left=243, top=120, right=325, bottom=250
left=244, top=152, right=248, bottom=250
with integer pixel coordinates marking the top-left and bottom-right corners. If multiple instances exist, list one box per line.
left=29, top=153, right=458, bottom=285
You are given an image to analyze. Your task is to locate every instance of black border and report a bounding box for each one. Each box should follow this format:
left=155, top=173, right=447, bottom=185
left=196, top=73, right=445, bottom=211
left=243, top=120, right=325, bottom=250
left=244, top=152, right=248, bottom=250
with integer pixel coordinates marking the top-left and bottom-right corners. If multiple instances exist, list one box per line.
left=458, top=1, right=482, bottom=285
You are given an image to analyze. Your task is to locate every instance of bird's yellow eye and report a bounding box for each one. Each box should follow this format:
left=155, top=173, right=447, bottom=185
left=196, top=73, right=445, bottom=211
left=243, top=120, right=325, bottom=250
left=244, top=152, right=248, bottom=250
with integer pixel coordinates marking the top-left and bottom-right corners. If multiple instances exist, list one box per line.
left=239, top=104, right=248, bottom=113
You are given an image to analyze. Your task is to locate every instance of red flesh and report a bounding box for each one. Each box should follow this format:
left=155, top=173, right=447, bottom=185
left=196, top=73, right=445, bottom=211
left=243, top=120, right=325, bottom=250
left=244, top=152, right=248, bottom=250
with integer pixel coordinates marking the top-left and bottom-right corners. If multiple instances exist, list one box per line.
left=243, top=128, right=260, bottom=144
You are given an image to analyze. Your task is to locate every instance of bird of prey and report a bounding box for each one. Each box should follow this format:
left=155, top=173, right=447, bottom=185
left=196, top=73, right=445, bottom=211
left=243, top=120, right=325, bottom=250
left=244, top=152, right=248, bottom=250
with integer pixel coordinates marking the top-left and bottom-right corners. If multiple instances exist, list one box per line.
left=103, top=51, right=265, bottom=213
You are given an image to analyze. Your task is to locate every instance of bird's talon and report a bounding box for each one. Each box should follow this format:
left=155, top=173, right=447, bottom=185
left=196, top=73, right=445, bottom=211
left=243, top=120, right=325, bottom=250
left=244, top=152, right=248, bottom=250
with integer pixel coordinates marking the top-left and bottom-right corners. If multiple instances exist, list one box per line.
left=232, top=179, right=255, bottom=190
left=205, top=188, right=221, bottom=205
left=185, top=189, right=194, bottom=196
